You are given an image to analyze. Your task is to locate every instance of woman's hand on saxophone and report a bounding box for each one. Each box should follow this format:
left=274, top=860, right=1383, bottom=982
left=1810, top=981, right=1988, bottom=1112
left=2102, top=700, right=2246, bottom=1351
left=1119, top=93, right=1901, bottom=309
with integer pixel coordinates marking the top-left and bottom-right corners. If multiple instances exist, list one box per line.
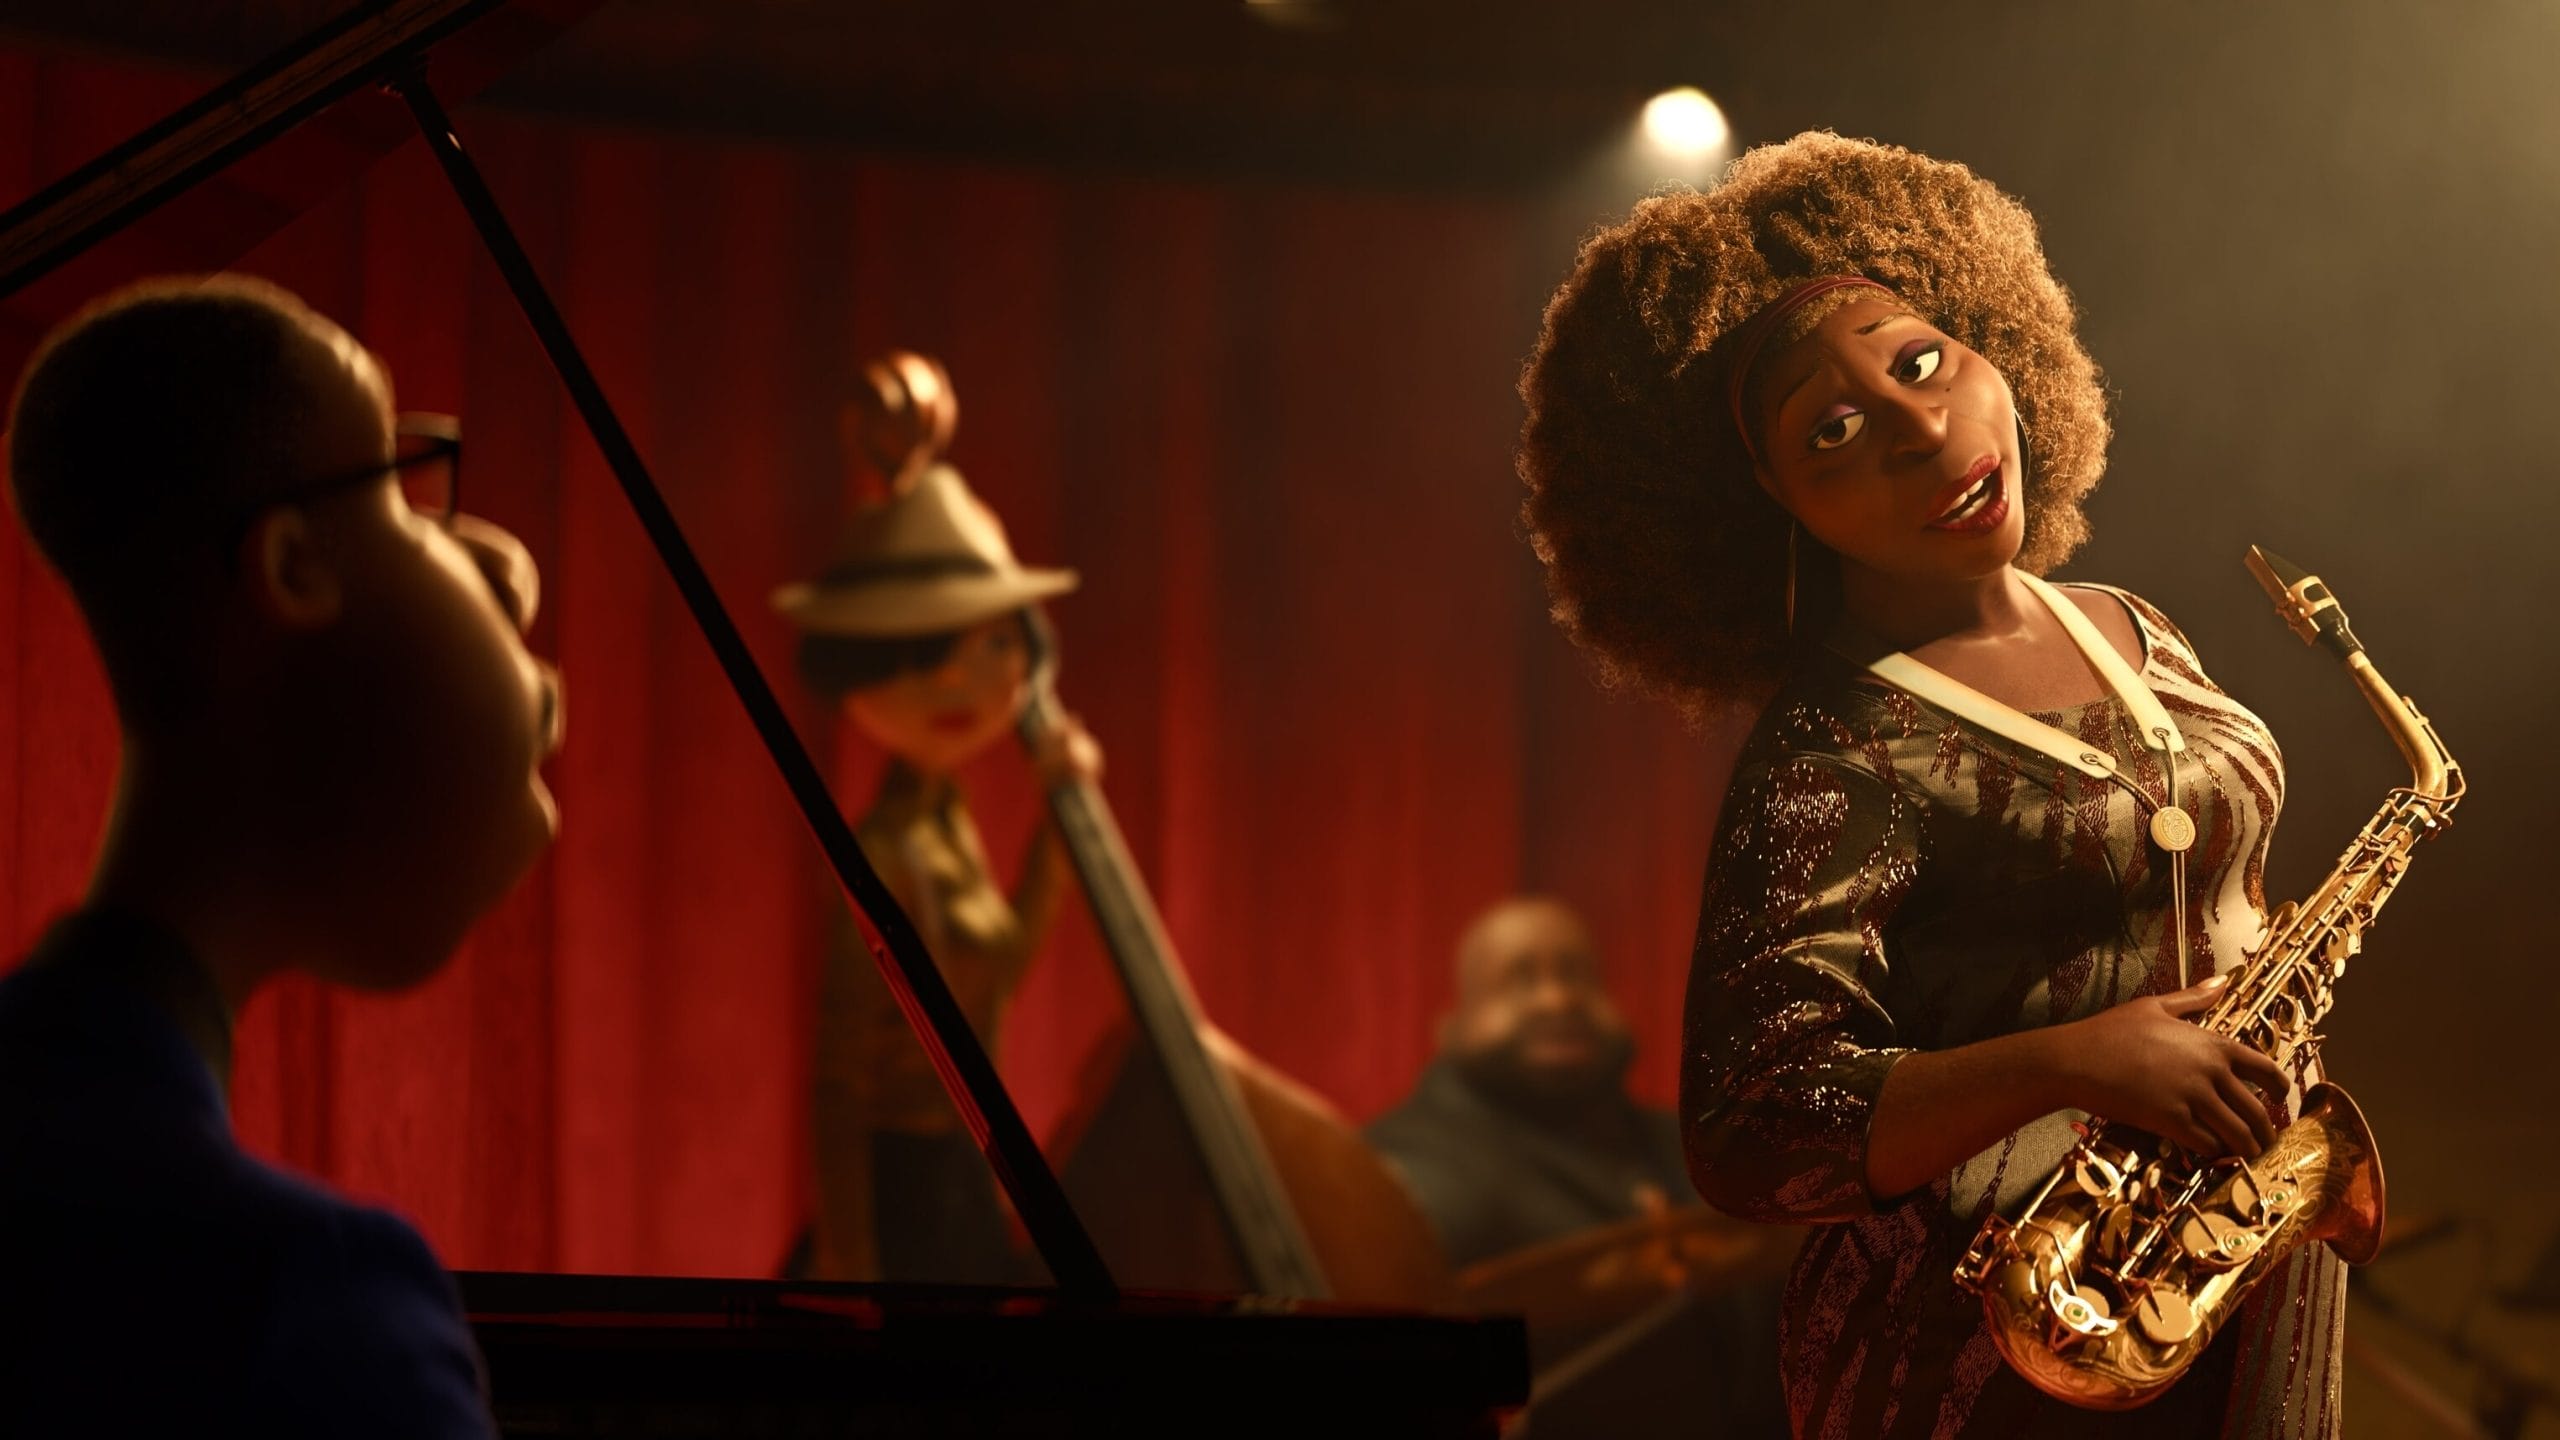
left=1864, top=974, right=2290, bottom=1200
left=2055, top=974, right=2288, bottom=1158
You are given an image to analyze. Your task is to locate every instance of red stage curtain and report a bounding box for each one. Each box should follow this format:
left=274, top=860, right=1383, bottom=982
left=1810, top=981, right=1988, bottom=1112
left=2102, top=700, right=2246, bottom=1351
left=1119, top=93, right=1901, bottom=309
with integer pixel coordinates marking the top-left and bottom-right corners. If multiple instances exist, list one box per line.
left=0, top=49, right=1748, bottom=1276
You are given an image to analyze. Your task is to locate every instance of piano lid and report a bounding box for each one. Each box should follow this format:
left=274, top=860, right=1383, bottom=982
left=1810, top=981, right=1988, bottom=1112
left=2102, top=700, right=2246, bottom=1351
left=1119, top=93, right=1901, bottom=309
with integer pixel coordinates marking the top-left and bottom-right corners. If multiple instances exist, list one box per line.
left=0, top=0, right=605, bottom=373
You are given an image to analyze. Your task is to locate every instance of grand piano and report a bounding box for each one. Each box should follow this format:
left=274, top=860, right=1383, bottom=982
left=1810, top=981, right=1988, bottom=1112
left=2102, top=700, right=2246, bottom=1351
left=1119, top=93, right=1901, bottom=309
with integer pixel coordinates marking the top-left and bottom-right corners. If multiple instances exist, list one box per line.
left=459, top=1272, right=1520, bottom=1436
left=0, top=4, right=1528, bottom=1434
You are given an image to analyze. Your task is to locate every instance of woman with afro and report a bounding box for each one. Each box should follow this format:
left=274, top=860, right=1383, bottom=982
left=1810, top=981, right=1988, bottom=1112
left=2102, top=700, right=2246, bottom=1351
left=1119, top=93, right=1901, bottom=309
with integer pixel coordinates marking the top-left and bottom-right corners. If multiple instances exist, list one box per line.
left=1519, top=132, right=2340, bottom=1437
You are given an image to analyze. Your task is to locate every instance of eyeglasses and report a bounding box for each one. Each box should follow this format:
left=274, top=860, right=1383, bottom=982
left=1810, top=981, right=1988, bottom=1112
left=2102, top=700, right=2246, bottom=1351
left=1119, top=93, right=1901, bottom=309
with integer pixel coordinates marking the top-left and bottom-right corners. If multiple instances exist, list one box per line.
left=249, top=412, right=464, bottom=528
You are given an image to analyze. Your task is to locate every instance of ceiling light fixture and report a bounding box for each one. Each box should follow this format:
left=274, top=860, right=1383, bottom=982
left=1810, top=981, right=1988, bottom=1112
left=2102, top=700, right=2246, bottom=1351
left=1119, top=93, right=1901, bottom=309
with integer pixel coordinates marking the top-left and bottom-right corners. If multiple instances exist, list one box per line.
left=1642, top=87, right=1730, bottom=158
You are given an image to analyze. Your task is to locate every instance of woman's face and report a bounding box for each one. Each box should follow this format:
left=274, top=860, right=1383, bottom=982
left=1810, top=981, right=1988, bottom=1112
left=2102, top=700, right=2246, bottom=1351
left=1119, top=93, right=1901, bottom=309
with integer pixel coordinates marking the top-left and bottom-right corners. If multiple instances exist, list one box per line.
left=844, top=615, right=1030, bottom=774
left=1750, top=295, right=2026, bottom=588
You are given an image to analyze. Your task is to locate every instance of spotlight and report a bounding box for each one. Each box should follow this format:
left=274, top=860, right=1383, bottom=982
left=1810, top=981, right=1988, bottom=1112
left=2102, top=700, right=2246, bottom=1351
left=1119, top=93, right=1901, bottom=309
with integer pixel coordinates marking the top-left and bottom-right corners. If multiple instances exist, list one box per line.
left=1244, top=0, right=1343, bottom=31
left=1642, top=87, right=1730, bottom=158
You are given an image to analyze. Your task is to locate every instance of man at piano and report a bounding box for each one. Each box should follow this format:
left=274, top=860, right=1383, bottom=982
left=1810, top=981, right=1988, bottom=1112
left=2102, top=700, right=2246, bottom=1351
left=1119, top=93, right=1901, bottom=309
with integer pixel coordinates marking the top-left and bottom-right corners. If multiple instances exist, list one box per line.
left=1366, top=895, right=1787, bottom=1435
left=0, top=274, right=557, bottom=1436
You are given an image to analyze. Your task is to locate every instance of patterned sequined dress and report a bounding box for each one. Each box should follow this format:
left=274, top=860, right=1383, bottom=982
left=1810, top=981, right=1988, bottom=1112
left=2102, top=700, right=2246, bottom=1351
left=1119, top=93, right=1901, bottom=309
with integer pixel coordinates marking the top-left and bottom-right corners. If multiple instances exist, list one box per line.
left=1683, top=585, right=2345, bottom=1439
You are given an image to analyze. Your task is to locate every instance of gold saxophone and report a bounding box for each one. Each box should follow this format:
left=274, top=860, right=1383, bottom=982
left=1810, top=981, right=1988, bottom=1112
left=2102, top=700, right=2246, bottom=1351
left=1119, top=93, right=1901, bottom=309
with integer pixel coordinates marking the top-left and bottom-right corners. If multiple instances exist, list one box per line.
left=1952, top=546, right=2464, bottom=1409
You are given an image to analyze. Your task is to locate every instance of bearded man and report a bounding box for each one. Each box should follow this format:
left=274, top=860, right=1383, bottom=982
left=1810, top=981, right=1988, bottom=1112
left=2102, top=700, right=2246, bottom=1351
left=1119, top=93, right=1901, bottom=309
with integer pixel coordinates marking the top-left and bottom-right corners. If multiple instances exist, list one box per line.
left=1367, top=896, right=1789, bottom=1437
left=1366, top=896, right=1686, bottom=1268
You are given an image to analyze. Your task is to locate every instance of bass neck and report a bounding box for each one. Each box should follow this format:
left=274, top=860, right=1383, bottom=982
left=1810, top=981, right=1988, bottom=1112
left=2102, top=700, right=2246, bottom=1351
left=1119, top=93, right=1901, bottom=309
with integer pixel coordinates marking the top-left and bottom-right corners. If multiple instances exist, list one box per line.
left=1017, top=615, right=1330, bottom=1300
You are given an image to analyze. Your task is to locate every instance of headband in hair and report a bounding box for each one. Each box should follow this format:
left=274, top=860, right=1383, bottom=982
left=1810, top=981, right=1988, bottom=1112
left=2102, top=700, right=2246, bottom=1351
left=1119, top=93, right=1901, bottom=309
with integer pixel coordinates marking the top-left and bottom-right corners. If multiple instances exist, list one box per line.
left=1723, top=275, right=1894, bottom=464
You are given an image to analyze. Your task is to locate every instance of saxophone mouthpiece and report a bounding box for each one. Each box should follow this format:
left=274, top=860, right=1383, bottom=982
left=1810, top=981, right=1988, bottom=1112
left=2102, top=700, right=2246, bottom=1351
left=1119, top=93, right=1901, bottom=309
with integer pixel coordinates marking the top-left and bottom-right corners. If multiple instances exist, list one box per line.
left=2244, top=545, right=2362, bottom=658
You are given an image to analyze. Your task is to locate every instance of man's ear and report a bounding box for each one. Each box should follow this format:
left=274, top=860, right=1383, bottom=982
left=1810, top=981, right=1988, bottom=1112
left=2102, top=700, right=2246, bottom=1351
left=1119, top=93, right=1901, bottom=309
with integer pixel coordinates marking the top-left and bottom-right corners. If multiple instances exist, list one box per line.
left=239, top=508, right=343, bottom=628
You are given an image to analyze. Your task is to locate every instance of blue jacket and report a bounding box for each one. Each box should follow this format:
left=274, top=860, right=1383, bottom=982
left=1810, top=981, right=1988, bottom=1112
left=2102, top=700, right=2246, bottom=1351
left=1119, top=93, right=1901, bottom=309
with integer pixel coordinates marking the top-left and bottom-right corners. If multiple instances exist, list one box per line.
left=0, top=909, right=495, bottom=1437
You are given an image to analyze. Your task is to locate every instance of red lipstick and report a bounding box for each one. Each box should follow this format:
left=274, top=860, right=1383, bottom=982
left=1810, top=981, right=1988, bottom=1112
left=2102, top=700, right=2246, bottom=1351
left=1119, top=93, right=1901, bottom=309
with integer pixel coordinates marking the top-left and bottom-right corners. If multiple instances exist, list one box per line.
left=1924, top=454, right=2007, bottom=533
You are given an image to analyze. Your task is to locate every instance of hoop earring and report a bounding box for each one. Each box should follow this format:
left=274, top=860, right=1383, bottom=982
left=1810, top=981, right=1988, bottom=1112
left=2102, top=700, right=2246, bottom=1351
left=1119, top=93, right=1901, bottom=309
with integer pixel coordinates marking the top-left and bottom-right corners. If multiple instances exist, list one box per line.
left=2016, top=414, right=2035, bottom=486
left=1784, top=519, right=1799, bottom=638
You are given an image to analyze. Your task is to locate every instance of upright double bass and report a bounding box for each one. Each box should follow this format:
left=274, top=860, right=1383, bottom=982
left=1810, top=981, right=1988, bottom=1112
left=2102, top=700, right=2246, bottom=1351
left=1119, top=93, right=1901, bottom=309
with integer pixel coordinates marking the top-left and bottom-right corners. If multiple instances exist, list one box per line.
left=857, top=361, right=1446, bottom=1306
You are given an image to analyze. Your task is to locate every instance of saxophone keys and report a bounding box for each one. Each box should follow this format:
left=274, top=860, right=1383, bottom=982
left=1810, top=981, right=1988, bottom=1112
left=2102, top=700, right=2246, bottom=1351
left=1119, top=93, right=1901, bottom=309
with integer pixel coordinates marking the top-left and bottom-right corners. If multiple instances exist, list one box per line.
left=2136, top=1288, right=2202, bottom=1346
left=2173, top=1214, right=2215, bottom=1260
left=2072, top=1152, right=2127, bottom=1197
left=2176, top=1211, right=2263, bottom=1269
left=2047, top=1278, right=2119, bottom=1338
left=2224, top=1165, right=2267, bottom=1219
left=2095, top=1203, right=2140, bottom=1259
left=2149, top=805, right=2198, bottom=853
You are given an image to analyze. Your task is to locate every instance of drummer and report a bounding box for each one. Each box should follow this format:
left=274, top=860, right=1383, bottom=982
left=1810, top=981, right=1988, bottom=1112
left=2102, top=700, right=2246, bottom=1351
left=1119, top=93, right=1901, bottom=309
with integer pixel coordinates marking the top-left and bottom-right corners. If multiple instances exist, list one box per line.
left=1367, top=896, right=1689, bottom=1268
left=1367, top=896, right=1787, bottom=1435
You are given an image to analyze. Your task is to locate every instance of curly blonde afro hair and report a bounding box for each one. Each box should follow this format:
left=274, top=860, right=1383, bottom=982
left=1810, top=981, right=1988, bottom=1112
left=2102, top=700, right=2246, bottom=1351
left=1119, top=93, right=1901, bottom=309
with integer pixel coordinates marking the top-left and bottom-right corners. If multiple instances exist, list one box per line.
left=1517, top=132, right=2109, bottom=718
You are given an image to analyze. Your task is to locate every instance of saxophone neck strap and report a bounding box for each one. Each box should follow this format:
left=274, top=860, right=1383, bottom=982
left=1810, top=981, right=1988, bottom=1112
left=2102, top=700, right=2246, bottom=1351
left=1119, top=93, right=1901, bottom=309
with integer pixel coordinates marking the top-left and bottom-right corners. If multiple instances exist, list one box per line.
left=1860, top=574, right=2185, bottom=779
left=2020, top=575, right=2184, bottom=754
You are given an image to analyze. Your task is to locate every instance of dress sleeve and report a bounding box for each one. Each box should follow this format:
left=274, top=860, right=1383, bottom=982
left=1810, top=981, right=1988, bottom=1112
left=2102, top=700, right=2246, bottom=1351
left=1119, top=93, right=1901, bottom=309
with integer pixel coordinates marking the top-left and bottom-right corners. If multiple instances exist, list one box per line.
left=1682, top=744, right=1923, bottom=1224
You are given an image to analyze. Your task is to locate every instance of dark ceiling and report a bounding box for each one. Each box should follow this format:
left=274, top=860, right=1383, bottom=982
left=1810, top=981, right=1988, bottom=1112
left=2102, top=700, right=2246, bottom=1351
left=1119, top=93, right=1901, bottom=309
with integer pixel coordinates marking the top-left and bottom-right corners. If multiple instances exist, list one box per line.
left=0, top=0, right=1738, bottom=189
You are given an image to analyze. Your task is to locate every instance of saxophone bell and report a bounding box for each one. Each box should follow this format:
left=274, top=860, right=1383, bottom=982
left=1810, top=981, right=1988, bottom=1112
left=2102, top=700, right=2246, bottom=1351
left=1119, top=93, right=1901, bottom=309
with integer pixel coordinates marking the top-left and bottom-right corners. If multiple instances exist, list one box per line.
left=2298, top=1082, right=2385, bottom=1266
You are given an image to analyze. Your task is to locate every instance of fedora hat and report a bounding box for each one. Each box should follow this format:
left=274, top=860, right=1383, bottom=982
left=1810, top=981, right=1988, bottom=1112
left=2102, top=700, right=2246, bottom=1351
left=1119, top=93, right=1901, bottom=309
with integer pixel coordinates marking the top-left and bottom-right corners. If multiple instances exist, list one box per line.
left=772, top=462, right=1078, bottom=637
